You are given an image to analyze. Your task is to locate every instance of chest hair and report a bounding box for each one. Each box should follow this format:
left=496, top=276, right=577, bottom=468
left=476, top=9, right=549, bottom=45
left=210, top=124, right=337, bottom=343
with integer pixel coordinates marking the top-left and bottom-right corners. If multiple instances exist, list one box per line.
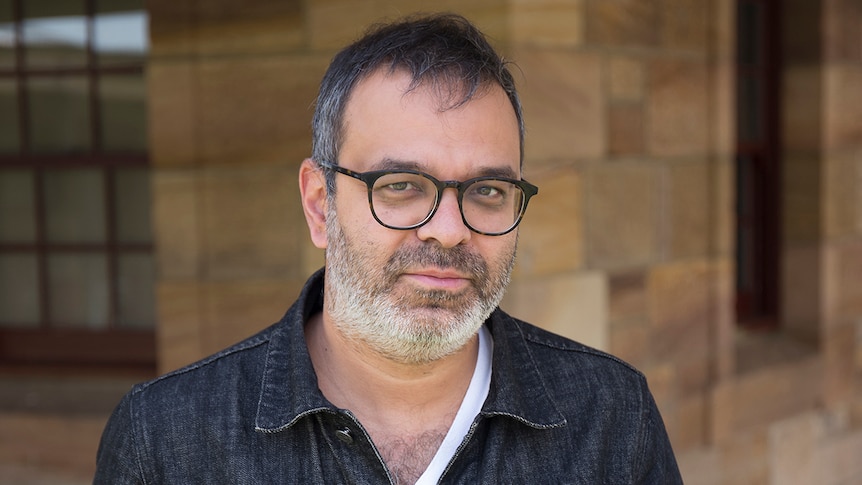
left=377, top=428, right=448, bottom=485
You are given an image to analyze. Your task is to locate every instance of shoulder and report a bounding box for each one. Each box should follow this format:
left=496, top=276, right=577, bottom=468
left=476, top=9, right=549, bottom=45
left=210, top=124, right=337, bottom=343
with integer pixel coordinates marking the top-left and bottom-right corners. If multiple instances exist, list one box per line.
left=495, top=310, right=644, bottom=378
left=489, top=309, right=652, bottom=415
left=129, top=322, right=278, bottom=405
left=95, top=322, right=284, bottom=482
left=485, top=311, right=682, bottom=483
left=111, top=322, right=283, bottom=451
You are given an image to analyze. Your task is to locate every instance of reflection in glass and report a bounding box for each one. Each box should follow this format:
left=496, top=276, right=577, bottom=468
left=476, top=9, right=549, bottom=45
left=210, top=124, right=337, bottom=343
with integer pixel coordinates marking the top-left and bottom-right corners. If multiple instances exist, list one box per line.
left=94, top=9, right=147, bottom=65
left=117, top=253, right=154, bottom=329
left=115, top=167, right=152, bottom=243
left=0, top=254, right=40, bottom=327
left=48, top=253, right=109, bottom=328
left=0, top=0, right=15, bottom=69
left=0, top=170, right=36, bottom=242
left=44, top=169, right=106, bottom=243
left=100, top=74, right=147, bottom=152
left=0, top=79, right=19, bottom=153
left=22, top=0, right=87, bottom=68
left=28, top=76, right=91, bottom=153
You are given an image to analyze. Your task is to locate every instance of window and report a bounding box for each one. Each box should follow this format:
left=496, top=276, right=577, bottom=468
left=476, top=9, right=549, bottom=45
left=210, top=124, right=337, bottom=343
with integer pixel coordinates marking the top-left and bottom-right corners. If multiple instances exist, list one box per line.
left=735, top=0, right=781, bottom=327
left=0, top=0, right=153, bottom=369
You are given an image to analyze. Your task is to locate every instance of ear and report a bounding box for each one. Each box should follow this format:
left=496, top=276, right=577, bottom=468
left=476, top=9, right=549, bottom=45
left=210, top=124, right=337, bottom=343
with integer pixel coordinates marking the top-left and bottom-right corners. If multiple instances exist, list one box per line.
left=299, top=158, right=328, bottom=249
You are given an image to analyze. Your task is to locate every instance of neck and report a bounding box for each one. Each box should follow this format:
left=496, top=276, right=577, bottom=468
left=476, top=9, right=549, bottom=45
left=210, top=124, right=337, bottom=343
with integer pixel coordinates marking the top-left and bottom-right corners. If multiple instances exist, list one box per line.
left=304, top=311, right=478, bottom=431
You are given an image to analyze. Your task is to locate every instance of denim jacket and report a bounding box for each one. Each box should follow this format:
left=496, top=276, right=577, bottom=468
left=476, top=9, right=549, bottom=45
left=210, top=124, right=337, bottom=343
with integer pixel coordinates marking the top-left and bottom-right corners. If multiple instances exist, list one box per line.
left=95, top=269, right=682, bottom=484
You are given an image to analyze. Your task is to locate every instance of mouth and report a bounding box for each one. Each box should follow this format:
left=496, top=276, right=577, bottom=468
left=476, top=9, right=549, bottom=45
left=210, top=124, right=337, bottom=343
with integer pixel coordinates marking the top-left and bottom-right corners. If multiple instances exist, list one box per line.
left=401, top=268, right=473, bottom=292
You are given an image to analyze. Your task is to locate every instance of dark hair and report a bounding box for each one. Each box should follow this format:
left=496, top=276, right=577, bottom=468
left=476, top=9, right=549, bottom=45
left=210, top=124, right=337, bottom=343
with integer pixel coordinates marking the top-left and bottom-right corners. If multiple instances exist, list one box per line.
left=311, top=13, right=524, bottom=193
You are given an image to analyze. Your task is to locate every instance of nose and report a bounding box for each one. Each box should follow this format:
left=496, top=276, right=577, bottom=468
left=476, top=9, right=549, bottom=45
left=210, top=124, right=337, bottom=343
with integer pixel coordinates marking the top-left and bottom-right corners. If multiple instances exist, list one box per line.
left=415, top=188, right=471, bottom=248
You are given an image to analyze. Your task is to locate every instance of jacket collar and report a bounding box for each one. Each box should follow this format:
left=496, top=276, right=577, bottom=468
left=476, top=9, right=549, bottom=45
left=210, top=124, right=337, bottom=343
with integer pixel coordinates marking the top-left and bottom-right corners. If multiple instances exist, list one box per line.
left=254, top=268, right=332, bottom=432
left=254, top=269, right=566, bottom=432
left=482, top=309, right=567, bottom=429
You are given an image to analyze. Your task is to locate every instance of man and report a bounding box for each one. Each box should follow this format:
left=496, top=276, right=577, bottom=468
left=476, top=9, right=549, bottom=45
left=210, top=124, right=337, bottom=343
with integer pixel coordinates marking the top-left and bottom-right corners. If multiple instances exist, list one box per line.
left=95, top=13, right=682, bottom=484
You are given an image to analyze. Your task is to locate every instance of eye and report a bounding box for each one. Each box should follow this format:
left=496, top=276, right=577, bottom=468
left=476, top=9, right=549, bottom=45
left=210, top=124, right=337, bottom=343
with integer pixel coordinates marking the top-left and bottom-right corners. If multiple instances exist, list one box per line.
left=372, top=173, right=433, bottom=204
left=465, top=180, right=520, bottom=210
left=475, top=185, right=502, bottom=197
left=384, top=181, right=414, bottom=191
left=470, top=182, right=508, bottom=200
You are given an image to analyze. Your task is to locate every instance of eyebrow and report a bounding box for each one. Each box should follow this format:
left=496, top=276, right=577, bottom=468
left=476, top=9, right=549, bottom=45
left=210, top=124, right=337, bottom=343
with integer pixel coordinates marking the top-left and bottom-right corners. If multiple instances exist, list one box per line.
left=371, top=158, right=520, bottom=180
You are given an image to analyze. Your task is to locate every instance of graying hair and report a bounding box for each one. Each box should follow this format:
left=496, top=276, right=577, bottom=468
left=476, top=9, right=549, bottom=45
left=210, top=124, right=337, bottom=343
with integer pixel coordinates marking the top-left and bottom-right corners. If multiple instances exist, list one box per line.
left=310, top=13, right=525, bottom=194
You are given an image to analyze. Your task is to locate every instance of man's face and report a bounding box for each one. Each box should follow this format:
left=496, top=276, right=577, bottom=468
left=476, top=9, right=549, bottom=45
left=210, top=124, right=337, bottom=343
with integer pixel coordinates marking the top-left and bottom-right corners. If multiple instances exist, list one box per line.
left=322, top=69, right=522, bottom=364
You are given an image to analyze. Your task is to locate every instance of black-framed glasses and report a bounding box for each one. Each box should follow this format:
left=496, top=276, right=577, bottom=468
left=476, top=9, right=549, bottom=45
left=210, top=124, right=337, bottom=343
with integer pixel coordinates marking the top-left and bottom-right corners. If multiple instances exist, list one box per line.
left=318, top=161, right=538, bottom=236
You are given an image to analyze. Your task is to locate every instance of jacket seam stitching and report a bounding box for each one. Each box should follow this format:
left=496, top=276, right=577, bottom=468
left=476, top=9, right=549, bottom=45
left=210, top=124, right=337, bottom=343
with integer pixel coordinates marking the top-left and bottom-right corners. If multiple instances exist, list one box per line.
left=520, top=333, right=645, bottom=377
left=132, top=332, right=272, bottom=394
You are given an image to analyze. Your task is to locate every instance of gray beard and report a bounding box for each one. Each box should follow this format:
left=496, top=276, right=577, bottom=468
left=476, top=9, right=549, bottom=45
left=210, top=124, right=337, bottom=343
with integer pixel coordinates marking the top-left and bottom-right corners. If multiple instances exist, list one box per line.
left=323, top=206, right=514, bottom=365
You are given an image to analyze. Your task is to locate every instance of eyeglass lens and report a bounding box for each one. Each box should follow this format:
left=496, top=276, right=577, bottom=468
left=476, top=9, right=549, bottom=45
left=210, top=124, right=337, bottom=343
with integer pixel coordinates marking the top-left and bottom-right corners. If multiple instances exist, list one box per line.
left=370, top=172, right=525, bottom=234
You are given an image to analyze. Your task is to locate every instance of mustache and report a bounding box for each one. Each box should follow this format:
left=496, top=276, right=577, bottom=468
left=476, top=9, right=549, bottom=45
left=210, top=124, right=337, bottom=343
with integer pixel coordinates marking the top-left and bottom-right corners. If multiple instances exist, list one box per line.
left=384, top=243, right=488, bottom=280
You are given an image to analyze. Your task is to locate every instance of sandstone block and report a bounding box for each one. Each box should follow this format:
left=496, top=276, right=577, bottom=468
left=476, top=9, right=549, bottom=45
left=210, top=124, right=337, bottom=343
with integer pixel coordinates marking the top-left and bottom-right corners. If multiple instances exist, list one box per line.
left=587, top=163, right=659, bottom=269
left=516, top=47, right=604, bottom=160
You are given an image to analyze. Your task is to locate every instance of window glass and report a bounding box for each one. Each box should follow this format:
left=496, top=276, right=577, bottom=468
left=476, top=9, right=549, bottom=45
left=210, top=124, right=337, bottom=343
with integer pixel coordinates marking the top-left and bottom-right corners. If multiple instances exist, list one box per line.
left=100, top=73, right=147, bottom=151
left=117, top=253, right=154, bottom=328
left=22, top=0, right=87, bottom=68
left=0, top=79, right=19, bottom=153
left=94, top=0, right=147, bottom=65
left=21, top=0, right=87, bottom=68
left=0, top=0, right=15, bottom=69
left=115, top=167, right=152, bottom=243
left=0, top=170, right=36, bottom=242
left=28, top=76, right=91, bottom=152
left=44, top=169, right=106, bottom=243
left=0, top=254, right=40, bottom=327
left=48, top=253, right=109, bottom=328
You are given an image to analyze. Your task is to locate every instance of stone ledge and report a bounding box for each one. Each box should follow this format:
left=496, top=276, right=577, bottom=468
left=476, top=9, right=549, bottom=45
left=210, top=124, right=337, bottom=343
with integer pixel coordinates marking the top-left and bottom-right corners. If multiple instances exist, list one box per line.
left=0, top=375, right=139, bottom=416
left=711, top=346, right=824, bottom=444
left=0, top=412, right=107, bottom=482
left=735, top=329, right=819, bottom=376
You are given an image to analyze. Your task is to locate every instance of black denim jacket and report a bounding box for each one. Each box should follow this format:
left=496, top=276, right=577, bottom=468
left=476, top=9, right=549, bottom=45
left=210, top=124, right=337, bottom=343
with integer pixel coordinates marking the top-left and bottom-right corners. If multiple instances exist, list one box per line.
left=95, top=269, right=682, bottom=484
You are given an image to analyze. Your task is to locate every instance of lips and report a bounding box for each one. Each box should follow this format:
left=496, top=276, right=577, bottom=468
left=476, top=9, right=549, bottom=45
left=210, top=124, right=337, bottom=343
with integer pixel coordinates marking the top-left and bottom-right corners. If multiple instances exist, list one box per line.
left=401, top=268, right=472, bottom=291
left=384, top=243, right=487, bottom=294
left=410, top=267, right=470, bottom=279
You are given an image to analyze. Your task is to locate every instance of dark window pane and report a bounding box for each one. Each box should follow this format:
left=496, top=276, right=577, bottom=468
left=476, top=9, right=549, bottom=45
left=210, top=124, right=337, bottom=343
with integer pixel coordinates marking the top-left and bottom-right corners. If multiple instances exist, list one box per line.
left=44, top=169, right=106, bottom=243
left=0, top=79, right=19, bottom=153
left=28, top=76, right=91, bottom=153
left=0, top=0, right=15, bottom=69
left=0, top=254, right=40, bottom=327
left=117, top=253, right=154, bottom=329
left=0, top=169, right=36, bottom=242
left=48, top=253, right=109, bottom=328
left=100, top=74, right=147, bottom=152
left=115, top=167, right=152, bottom=243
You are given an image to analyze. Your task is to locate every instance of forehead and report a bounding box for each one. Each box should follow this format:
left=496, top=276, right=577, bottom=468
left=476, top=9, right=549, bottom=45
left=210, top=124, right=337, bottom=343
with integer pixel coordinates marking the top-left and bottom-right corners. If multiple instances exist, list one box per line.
left=340, top=68, right=521, bottom=175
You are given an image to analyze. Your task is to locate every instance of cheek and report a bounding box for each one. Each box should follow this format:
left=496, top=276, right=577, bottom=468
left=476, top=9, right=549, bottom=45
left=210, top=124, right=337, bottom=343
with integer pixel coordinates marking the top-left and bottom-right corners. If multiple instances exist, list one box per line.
left=480, top=234, right=517, bottom=265
left=331, top=191, right=374, bottom=236
left=333, top=200, right=404, bottom=258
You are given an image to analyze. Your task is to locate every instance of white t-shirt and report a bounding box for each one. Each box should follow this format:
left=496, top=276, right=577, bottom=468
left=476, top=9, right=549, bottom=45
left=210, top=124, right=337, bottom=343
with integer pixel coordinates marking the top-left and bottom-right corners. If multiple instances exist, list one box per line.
left=414, top=326, right=493, bottom=485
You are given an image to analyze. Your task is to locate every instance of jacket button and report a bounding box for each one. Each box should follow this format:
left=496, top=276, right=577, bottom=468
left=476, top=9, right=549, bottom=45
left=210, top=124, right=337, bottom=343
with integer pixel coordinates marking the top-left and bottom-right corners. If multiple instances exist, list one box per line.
left=335, top=428, right=353, bottom=444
